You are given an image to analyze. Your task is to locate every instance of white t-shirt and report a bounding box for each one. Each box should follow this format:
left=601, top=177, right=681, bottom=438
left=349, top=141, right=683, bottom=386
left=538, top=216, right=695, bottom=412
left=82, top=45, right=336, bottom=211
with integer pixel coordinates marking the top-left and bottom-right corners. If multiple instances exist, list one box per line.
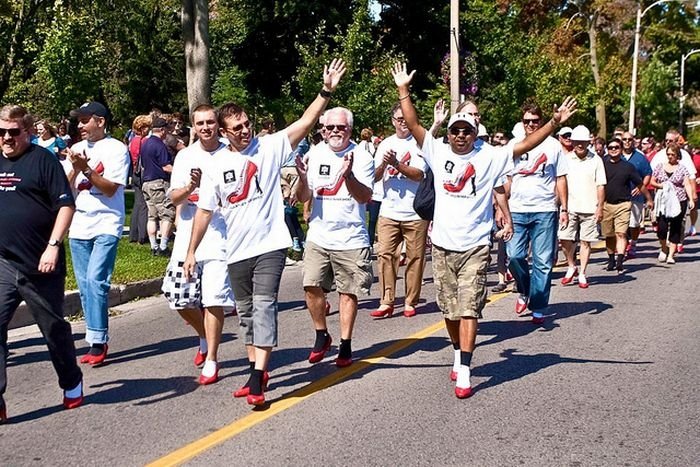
left=421, top=134, right=515, bottom=252
left=509, top=136, right=567, bottom=213
left=565, top=151, right=607, bottom=214
left=198, top=132, right=293, bottom=264
left=650, top=148, right=697, bottom=178
left=168, top=142, right=228, bottom=262
left=69, top=137, right=130, bottom=239
left=375, top=134, right=427, bottom=222
left=305, top=141, right=375, bottom=250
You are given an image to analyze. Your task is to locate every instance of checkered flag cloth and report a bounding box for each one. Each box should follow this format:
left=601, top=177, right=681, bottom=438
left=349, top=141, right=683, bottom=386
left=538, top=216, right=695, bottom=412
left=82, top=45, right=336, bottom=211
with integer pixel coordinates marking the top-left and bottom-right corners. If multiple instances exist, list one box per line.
left=162, top=261, right=202, bottom=309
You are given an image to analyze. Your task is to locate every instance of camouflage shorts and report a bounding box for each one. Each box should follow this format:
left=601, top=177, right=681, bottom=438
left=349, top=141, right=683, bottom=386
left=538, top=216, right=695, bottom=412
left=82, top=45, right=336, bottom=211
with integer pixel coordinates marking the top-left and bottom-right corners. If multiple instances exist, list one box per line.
left=432, top=243, right=491, bottom=320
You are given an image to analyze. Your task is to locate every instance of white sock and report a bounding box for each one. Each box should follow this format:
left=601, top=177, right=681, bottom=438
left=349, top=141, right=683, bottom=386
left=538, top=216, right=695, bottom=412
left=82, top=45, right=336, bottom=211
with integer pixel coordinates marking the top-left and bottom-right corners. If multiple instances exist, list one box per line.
left=64, top=380, right=82, bottom=398
left=201, top=359, right=217, bottom=377
left=452, top=349, right=460, bottom=373
left=148, top=236, right=158, bottom=249
left=159, top=236, right=169, bottom=250
left=199, top=338, right=208, bottom=355
left=566, top=266, right=576, bottom=277
left=456, top=365, right=471, bottom=388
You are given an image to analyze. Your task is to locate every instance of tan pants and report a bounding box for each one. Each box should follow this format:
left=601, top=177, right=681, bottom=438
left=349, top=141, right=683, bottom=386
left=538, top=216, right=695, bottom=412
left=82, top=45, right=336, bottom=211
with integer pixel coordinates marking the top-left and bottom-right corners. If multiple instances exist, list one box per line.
left=377, top=217, right=429, bottom=307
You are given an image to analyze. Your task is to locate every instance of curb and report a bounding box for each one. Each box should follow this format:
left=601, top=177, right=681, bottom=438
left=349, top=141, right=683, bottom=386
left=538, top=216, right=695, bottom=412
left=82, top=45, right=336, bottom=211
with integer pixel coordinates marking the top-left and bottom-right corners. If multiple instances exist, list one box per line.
left=8, top=278, right=163, bottom=330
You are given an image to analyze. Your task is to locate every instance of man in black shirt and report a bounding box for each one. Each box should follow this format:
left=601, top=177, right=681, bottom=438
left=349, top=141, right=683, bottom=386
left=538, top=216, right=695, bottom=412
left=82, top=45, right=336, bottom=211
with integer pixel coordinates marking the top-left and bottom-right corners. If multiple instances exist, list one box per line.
left=602, top=138, right=653, bottom=273
left=0, top=105, right=84, bottom=423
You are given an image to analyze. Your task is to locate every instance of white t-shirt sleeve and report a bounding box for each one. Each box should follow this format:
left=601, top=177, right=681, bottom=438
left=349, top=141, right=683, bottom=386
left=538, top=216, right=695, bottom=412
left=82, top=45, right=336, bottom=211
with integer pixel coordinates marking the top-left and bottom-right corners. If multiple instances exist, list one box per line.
left=197, top=168, right=220, bottom=212
left=169, top=152, right=190, bottom=191
left=102, top=142, right=130, bottom=186
left=353, top=149, right=375, bottom=189
left=554, top=145, right=568, bottom=177
left=419, top=134, right=438, bottom=169
left=595, top=157, right=607, bottom=186
left=269, top=131, right=293, bottom=169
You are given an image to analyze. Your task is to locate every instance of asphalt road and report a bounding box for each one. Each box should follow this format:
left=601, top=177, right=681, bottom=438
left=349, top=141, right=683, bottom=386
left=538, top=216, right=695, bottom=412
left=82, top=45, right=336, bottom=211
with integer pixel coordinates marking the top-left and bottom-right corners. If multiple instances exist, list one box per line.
left=3, top=233, right=699, bottom=466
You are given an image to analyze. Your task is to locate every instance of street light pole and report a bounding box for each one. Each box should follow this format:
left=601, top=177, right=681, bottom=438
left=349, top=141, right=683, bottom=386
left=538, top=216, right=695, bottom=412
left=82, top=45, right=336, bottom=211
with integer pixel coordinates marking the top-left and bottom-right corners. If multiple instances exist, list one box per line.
left=679, top=49, right=700, bottom=133
left=628, top=0, right=686, bottom=135
left=450, top=0, right=460, bottom=114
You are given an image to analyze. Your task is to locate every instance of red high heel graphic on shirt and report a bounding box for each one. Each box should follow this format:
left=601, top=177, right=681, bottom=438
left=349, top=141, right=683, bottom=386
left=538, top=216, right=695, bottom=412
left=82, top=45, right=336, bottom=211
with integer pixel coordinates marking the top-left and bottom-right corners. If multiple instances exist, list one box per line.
left=443, top=163, right=475, bottom=193
left=517, top=153, right=547, bottom=176
left=187, top=192, right=199, bottom=203
left=77, top=161, right=104, bottom=191
left=387, top=151, right=412, bottom=176
left=316, top=170, right=346, bottom=196
left=226, top=160, right=259, bottom=204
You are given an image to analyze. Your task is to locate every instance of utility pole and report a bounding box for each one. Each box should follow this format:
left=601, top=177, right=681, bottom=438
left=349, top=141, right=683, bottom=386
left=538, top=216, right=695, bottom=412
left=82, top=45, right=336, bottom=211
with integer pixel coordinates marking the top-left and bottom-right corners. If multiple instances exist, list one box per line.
left=450, top=0, right=459, bottom=114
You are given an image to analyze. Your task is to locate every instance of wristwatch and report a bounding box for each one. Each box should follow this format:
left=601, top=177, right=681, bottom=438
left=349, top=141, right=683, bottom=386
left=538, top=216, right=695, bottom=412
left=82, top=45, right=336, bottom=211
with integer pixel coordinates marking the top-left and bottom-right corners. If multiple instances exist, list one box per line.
left=83, top=167, right=93, bottom=178
left=48, top=239, right=62, bottom=247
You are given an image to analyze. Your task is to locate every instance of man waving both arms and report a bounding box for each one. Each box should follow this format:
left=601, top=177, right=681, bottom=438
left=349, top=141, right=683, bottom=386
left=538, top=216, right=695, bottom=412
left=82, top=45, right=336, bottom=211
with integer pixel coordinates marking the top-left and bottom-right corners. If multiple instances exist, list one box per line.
left=391, top=62, right=577, bottom=399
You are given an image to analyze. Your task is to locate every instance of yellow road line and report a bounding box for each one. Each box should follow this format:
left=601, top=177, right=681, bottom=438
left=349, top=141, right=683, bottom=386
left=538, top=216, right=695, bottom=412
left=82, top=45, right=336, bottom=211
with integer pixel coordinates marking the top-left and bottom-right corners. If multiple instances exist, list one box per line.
left=147, top=292, right=510, bottom=467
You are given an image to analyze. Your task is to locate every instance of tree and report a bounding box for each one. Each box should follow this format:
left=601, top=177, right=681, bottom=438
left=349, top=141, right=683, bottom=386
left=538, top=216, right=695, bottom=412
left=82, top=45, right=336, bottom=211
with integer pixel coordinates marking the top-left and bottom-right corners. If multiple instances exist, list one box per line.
left=182, top=0, right=210, bottom=113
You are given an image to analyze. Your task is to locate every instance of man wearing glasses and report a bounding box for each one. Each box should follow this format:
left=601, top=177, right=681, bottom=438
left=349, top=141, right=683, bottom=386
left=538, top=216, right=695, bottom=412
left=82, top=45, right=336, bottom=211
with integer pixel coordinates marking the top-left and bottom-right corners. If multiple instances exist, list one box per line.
left=370, top=103, right=429, bottom=319
left=0, top=105, right=84, bottom=421
left=620, top=131, right=651, bottom=259
left=557, top=127, right=574, bottom=153
left=295, top=105, right=375, bottom=369
left=391, top=62, right=577, bottom=398
left=601, top=138, right=653, bottom=273
left=507, top=103, right=569, bottom=325
left=185, top=59, right=346, bottom=406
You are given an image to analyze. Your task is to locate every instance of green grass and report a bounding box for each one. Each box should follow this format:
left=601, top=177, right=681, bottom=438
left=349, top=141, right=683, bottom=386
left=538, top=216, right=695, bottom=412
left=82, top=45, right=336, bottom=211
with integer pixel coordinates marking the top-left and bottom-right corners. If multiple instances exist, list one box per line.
left=65, top=238, right=169, bottom=290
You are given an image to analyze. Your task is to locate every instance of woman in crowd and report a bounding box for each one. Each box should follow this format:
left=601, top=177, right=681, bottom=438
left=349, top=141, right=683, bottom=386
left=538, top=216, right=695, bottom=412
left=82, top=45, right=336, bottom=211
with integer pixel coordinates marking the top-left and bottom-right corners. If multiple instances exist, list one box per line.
left=650, top=142, right=695, bottom=264
left=128, top=115, right=151, bottom=244
left=35, top=120, right=67, bottom=156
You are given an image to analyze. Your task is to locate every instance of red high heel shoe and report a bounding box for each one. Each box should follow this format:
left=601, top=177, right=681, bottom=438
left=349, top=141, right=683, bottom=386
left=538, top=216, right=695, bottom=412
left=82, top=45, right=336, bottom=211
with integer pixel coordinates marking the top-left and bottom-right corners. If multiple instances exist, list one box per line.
left=370, top=306, right=394, bottom=319
left=233, top=371, right=270, bottom=398
left=199, top=365, right=219, bottom=385
left=193, top=349, right=207, bottom=367
left=455, top=386, right=473, bottom=399
left=88, top=344, right=108, bottom=366
left=308, top=335, right=332, bottom=364
left=247, top=392, right=265, bottom=406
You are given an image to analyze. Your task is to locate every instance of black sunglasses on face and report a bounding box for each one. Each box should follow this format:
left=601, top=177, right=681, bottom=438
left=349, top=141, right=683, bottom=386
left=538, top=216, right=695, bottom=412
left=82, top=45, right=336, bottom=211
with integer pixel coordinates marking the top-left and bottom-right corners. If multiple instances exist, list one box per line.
left=621, top=138, right=633, bottom=142
left=608, top=145, right=620, bottom=150
left=522, top=118, right=541, bottom=125
left=0, top=127, right=22, bottom=137
left=449, top=127, right=473, bottom=136
left=325, top=125, right=347, bottom=132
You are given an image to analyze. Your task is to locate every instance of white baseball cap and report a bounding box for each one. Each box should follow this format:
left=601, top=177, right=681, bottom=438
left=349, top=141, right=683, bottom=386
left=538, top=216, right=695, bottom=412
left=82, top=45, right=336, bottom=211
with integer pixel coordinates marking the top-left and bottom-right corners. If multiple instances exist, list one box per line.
left=557, top=126, right=573, bottom=137
left=570, top=125, right=590, bottom=142
left=447, top=112, right=477, bottom=130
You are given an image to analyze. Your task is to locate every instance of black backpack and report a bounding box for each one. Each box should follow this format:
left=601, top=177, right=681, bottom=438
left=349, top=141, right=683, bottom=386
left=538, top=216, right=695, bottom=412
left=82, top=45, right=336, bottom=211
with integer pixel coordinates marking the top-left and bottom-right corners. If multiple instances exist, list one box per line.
left=413, top=168, right=435, bottom=221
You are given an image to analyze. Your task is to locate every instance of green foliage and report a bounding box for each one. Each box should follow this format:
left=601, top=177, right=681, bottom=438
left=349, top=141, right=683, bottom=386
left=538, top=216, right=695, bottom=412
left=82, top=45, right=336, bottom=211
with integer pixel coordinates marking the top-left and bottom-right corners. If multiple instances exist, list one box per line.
left=637, top=54, right=680, bottom=136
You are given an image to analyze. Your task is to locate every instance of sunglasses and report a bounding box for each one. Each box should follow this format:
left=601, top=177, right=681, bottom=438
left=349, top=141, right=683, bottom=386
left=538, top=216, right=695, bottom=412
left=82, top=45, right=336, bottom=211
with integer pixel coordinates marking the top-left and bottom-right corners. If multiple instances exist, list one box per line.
left=621, top=138, right=633, bottom=142
left=560, top=134, right=572, bottom=139
left=449, top=127, right=473, bottom=136
left=226, top=120, right=251, bottom=134
left=0, top=127, right=22, bottom=137
left=325, top=124, right=347, bottom=132
left=522, top=118, right=541, bottom=125
left=607, top=145, right=621, bottom=150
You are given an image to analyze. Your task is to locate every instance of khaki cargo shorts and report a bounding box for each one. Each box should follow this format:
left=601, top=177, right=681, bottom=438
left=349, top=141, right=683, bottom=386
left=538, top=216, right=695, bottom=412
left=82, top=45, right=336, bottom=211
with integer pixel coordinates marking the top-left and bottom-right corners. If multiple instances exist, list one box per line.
left=601, top=201, right=631, bottom=237
left=559, top=212, right=599, bottom=243
left=303, top=241, right=373, bottom=297
left=142, top=179, right=176, bottom=222
left=432, top=243, right=490, bottom=320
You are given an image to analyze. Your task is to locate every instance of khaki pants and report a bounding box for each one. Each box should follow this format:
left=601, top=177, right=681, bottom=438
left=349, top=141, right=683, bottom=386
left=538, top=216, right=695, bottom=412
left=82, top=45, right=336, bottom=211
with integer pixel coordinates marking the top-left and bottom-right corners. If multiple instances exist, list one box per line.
left=377, top=217, right=429, bottom=307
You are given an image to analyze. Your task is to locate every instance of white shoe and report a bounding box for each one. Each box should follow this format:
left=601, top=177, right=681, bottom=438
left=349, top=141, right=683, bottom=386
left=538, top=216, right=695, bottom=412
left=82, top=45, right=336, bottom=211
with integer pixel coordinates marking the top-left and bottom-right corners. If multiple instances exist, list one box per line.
left=658, top=251, right=667, bottom=262
left=666, top=257, right=676, bottom=264
left=285, top=257, right=297, bottom=266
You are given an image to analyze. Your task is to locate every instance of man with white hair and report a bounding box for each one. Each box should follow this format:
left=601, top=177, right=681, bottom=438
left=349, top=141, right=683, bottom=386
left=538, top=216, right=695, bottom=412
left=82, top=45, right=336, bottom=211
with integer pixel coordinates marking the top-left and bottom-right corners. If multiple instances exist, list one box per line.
left=295, top=106, right=375, bottom=369
left=559, top=125, right=606, bottom=288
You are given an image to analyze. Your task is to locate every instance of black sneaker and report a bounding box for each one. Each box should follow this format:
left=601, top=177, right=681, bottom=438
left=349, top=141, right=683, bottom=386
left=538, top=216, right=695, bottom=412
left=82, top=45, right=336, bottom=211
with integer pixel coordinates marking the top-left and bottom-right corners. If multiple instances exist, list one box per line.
left=151, top=248, right=159, bottom=256
left=158, top=247, right=170, bottom=257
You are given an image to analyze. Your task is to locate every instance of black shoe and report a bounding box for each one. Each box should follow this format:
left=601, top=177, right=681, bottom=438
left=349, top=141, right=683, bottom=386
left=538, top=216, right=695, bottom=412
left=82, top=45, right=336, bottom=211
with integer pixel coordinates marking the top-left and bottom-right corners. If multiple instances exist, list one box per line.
left=151, top=248, right=159, bottom=256
left=491, top=282, right=508, bottom=293
left=605, top=256, right=615, bottom=271
left=157, top=247, right=170, bottom=257
left=615, top=254, right=624, bottom=273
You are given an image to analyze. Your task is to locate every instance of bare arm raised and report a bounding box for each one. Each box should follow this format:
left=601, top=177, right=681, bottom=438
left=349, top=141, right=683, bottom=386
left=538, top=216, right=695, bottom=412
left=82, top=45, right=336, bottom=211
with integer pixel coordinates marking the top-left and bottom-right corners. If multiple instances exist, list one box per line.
left=512, top=97, right=578, bottom=157
left=285, top=59, right=347, bottom=149
left=391, top=62, right=427, bottom=148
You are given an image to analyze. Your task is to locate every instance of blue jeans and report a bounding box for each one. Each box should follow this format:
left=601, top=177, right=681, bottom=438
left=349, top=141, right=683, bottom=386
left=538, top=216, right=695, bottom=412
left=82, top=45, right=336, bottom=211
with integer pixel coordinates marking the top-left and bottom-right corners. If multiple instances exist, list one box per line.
left=70, top=235, right=120, bottom=344
left=507, top=211, right=557, bottom=311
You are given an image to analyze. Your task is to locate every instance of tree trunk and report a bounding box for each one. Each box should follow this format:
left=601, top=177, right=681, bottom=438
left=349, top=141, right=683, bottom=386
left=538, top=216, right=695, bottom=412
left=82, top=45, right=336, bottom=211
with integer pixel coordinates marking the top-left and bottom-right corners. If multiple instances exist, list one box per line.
left=182, top=0, right=210, bottom=114
left=0, top=1, right=28, bottom=103
left=588, top=12, right=607, bottom=138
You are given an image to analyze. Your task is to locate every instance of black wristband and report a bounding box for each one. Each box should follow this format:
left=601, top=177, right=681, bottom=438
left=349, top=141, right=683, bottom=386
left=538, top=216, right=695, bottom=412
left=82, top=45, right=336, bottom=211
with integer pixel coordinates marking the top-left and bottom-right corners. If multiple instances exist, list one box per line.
left=319, top=89, right=332, bottom=99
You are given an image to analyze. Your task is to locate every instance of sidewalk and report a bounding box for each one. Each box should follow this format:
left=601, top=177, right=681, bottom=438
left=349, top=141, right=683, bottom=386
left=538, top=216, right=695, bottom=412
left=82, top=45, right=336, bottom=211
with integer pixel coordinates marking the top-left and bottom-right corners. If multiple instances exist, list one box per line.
left=8, top=278, right=163, bottom=330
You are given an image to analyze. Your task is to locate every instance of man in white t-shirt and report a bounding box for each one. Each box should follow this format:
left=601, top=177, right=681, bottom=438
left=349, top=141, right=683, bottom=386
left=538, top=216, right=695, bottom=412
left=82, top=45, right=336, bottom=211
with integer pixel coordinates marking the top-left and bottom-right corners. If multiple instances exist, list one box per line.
left=371, top=102, right=429, bottom=319
left=66, top=102, right=130, bottom=366
left=559, top=125, right=606, bottom=289
left=184, top=59, right=347, bottom=406
left=163, top=104, right=235, bottom=385
left=507, top=102, right=569, bottom=325
left=295, top=106, right=375, bottom=369
left=391, top=62, right=577, bottom=398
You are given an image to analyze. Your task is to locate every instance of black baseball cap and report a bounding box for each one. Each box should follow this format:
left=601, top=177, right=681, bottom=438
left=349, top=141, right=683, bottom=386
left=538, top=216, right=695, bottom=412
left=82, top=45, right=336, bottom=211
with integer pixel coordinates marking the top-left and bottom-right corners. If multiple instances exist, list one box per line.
left=70, top=101, right=109, bottom=119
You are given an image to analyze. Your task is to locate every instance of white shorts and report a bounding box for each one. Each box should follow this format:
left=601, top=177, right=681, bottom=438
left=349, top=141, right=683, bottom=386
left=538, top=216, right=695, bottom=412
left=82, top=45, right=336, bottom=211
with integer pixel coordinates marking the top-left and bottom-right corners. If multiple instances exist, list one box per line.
left=629, top=200, right=644, bottom=228
left=163, top=259, right=235, bottom=311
